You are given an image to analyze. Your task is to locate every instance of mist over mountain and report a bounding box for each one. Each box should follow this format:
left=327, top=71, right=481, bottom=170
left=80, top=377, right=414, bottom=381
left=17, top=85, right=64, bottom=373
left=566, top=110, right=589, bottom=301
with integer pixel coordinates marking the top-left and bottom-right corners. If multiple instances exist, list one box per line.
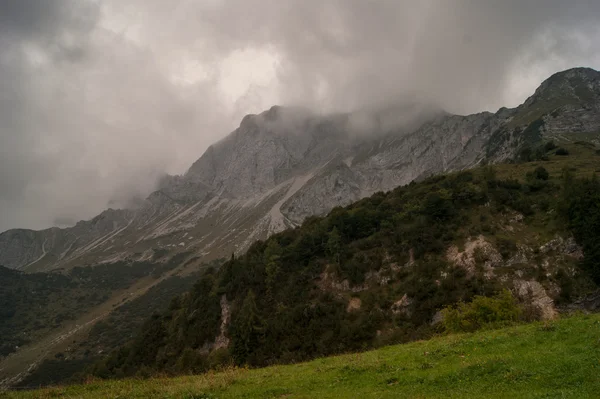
left=2, top=0, right=600, bottom=232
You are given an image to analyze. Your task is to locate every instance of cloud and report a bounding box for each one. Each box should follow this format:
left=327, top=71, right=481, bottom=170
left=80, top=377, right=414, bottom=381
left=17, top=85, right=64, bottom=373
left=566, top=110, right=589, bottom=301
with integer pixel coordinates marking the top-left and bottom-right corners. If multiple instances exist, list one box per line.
left=1, top=0, right=600, bottom=232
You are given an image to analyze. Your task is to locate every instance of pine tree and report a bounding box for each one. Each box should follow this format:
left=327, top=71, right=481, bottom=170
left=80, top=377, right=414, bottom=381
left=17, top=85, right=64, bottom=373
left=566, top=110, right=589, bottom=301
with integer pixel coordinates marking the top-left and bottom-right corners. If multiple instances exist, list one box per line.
left=264, top=240, right=282, bottom=300
left=230, top=290, right=264, bottom=365
left=327, top=227, right=342, bottom=266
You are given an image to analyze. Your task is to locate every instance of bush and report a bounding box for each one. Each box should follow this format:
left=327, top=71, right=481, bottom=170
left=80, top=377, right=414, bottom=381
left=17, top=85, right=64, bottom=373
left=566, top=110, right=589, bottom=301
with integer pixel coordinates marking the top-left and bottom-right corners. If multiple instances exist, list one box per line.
left=532, top=166, right=549, bottom=181
left=496, top=237, right=517, bottom=260
left=441, top=290, right=522, bottom=333
left=559, top=174, right=600, bottom=284
left=555, top=148, right=569, bottom=156
left=544, top=141, right=557, bottom=152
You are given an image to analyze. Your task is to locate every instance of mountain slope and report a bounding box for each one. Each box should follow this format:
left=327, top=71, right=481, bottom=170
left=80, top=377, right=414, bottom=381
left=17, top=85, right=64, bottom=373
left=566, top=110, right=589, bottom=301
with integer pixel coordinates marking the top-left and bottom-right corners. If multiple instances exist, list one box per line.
left=83, top=144, right=600, bottom=378
left=3, top=67, right=600, bottom=274
left=2, top=68, right=600, bottom=389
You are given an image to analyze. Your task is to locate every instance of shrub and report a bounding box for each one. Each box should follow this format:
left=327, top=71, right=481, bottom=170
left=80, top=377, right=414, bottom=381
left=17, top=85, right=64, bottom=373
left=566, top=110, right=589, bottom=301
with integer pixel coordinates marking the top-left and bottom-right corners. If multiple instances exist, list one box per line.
left=555, top=148, right=569, bottom=156
left=532, top=166, right=549, bottom=181
left=544, top=141, right=557, bottom=152
left=441, top=290, right=522, bottom=333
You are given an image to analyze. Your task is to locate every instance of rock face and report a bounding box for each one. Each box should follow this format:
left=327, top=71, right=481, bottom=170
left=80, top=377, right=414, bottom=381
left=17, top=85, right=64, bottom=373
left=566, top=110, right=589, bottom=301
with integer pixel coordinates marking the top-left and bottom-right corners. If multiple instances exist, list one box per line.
left=2, top=68, right=600, bottom=271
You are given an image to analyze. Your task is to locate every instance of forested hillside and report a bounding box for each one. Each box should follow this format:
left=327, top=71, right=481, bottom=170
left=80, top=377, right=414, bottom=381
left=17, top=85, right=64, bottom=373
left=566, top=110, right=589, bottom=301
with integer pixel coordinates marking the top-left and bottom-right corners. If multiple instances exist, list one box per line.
left=0, top=255, right=188, bottom=359
left=88, top=139, right=600, bottom=379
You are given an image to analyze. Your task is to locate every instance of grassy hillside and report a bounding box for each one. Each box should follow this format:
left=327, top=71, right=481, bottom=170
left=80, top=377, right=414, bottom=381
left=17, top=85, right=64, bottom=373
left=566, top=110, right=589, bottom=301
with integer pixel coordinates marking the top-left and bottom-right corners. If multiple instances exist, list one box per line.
left=6, top=313, right=600, bottom=398
left=82, top=137, right=600, bottom=380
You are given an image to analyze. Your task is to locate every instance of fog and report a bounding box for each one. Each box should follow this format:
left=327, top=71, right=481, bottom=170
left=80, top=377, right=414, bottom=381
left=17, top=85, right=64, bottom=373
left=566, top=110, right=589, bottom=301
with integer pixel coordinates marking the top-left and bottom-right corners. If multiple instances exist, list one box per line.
left=1, top=0, right=600, bottom=232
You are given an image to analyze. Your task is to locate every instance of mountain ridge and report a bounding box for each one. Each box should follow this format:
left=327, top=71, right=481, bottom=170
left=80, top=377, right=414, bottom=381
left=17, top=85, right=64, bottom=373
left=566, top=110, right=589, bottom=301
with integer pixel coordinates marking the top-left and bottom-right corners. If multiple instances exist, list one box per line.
left=2, top=67, right=600, bottom=272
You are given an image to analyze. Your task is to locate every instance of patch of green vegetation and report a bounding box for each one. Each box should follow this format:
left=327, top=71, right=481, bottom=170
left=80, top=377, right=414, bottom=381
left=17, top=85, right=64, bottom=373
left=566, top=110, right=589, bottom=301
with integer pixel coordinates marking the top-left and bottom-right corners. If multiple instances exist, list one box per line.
left=493, top=138, right=599, bottom=182
left=441, top=290, right=523, bottom=333
left=560, top=172, right=600, bottom=284
left=7, top=314, right=600, bottom=398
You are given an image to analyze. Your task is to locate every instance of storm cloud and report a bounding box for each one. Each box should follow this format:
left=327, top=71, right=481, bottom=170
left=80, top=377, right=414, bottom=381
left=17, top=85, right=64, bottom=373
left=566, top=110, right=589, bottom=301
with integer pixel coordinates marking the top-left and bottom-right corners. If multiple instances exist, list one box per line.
left=1, top=0, right=600, bottom=232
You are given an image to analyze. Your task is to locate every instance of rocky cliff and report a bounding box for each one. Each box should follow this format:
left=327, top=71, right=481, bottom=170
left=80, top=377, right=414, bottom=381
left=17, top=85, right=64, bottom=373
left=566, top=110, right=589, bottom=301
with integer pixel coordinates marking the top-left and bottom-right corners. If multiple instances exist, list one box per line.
left=2, top=67, right=600, bottom=272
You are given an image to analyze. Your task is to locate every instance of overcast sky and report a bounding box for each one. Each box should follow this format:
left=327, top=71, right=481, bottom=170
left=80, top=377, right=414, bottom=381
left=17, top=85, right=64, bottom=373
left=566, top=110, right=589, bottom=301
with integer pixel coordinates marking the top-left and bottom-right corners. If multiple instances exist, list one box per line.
left=1, top=0, right=600, bottom=232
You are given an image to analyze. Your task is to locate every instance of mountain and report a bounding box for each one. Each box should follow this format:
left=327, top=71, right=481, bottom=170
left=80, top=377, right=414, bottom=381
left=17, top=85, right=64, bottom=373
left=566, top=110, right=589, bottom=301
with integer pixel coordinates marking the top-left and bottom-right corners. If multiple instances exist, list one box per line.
left=2, top=67, right=600, bottom=388
left=86, top=147, right=600, bottom=378
left=2, top=67, right=600, bottom=274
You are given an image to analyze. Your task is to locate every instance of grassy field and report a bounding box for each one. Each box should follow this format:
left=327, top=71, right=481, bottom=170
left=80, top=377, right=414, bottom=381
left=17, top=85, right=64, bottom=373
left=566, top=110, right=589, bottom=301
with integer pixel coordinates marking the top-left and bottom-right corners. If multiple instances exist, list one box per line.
left=4, top=313, right=600, bottom=399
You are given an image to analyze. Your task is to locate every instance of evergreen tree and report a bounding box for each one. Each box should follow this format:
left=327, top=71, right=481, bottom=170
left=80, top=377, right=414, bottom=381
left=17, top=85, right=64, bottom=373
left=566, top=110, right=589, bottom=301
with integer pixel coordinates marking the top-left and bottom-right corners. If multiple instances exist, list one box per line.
left=264, top=241, right=282, bottom=300
left=327, top=227, right=342, bottom=266
left=230, top=290, right=264, bottom=365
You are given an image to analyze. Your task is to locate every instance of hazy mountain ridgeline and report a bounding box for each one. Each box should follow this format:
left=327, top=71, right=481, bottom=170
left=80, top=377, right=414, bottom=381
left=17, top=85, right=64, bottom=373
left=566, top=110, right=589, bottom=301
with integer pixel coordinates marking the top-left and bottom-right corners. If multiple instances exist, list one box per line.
left=2, top=68, right=600, bottom=275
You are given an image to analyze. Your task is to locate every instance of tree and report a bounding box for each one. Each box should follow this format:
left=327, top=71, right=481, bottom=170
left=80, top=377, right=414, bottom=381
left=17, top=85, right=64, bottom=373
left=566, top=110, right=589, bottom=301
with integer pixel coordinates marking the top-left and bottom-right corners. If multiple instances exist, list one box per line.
left=230, top=290, right=264, bottom=365
left=327, top=227, right=342, bottom=266
left=560, top=174, right=600, bottom=283
left=533, top=166, right=549, bottom=181
left=264, top=240, right=282, bottom=299
left=423, top=189, right=454, bottom=221
left=544, top=140, right=557, bottom=152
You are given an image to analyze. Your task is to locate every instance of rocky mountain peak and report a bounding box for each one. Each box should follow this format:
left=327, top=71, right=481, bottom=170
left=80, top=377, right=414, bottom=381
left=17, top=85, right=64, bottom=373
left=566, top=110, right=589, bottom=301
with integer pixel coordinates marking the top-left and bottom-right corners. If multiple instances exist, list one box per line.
left=524, top=67, right=600, bottom=107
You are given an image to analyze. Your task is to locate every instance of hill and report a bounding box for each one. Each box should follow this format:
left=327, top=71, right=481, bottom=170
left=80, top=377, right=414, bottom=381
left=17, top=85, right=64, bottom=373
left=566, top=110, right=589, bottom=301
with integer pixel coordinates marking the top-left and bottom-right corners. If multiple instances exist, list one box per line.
left=6, top=313, right=600, bottom=398
left=82, top=137, right=600, bottom=379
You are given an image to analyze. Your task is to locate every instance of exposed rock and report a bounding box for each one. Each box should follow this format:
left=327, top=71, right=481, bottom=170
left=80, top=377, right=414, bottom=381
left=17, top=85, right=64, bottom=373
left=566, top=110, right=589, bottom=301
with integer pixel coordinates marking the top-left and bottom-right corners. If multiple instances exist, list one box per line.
left=446, top=235, right=503, bottom=275
left=406, top=248, right=415, bottom=267
left=213, top=295, right=231, bottom=350
left=317, top=268, right=368, bottom=293
left=365, top=268, right=393, bottom=286
left=430, top=311, right=444, bottom=326
left=562, top=289, right=600, bottom=312
left=514, top=280, right=558, bottom=320
left=391, top=294, right=413, bottom=316
left=540, top=236, right=584, bottom=260
left=506, top=244, right=533, bottom=267
left=347, top=298, right=362, bottom=312
left=509, top=212, right=525, bottom=223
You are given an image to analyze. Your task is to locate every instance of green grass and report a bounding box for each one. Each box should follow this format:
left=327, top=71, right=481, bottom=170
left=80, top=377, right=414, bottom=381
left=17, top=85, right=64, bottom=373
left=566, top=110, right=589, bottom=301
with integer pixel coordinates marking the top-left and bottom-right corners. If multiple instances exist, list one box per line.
left=494, top=138, right=600, bottom=182
left=6, top=314, right=600, bottom=399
